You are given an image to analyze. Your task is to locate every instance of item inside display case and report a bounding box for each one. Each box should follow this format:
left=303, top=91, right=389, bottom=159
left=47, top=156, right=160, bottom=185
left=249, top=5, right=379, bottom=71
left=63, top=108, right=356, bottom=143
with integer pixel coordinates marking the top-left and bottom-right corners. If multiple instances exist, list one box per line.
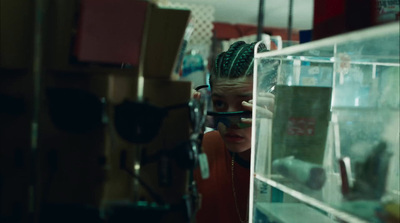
left=271, top=85, right=332, bottom=165
left=272, top=156, right=326, bottom=190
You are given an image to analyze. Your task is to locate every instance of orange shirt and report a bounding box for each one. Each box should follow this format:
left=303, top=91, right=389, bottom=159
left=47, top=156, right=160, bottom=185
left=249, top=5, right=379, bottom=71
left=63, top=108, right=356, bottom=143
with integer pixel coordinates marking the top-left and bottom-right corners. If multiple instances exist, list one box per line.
left=194, top=131, right=250, bottom=223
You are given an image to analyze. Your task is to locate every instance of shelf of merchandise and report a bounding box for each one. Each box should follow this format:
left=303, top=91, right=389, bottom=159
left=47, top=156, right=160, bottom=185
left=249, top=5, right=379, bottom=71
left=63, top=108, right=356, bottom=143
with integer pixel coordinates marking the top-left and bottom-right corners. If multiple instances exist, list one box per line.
left=249, top=22, right=400, bottom=223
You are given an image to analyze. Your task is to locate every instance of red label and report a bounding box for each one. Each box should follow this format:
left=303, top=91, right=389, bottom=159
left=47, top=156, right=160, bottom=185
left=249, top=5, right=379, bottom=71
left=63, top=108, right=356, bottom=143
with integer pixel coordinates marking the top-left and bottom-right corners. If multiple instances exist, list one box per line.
left=287, top=117, right=316, bottom=136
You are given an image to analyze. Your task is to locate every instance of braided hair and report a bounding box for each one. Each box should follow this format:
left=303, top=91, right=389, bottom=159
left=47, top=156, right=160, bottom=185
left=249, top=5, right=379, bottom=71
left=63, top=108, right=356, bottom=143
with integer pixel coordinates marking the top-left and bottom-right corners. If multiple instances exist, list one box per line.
left=210, top=41, right=268, bottom=87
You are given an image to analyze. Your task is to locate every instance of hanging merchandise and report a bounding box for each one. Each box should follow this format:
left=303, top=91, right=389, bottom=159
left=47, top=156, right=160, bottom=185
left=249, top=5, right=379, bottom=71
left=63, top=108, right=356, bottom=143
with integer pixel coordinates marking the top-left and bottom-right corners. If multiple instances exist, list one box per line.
left=173, top=18, right=194, bottom=77
left=181, top=49, right=207, bottom=87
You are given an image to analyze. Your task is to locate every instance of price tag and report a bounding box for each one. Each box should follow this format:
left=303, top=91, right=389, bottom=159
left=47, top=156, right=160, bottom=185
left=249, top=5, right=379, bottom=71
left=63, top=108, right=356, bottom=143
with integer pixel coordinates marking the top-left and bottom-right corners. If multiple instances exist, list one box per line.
left=198, top=153, right=209, bottom=179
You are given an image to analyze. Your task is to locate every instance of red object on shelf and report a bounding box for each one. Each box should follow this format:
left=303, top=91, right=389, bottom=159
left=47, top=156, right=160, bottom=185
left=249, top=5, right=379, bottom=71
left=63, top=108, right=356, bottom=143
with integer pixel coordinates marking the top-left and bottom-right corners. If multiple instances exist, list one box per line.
left=313, top=0, right=378, bottom=40
left=287, top=117, right=316, bottom=136
left=212, top=22, right=299, bottom=41
left=74, top=0, right=148, bottom=65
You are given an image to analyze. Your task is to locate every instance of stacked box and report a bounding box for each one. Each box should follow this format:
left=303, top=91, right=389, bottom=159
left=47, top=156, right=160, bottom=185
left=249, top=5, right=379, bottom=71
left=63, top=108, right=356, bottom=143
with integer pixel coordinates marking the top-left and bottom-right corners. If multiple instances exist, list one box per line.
left=0, top=0, right=34, bottom=69
left=0, top=72, right=33, bottom=222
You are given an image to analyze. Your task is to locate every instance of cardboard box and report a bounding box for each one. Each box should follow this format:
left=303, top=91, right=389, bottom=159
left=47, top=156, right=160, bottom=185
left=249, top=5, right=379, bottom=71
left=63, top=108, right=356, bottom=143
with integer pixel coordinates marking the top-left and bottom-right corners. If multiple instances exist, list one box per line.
left=143, top=5, right=191, bottom=79
left=0, top=0, right=34, bottom=69
left=73, top=0, right=149, bottom=65
left=0, top=73, right=33, bottom=222
left=104, top=76, right=193, bottom=206
left=37, top=72, right=193, bottom=222
left=44, top=0, right=79, bottom=69
left=37, top=72, right=110, bottom=207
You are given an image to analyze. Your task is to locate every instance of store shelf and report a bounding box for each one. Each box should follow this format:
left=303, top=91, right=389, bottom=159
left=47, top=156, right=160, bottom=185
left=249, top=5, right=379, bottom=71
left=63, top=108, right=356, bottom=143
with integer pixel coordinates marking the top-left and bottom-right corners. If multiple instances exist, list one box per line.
left=256, top=202, right=336, bottom=223
left=255, top=174, right=370, bottom=223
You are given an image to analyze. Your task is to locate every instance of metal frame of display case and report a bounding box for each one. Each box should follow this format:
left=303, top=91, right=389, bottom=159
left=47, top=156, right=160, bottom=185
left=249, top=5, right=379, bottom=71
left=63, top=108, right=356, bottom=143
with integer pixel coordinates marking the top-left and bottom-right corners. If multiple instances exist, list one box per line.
left=249, top=22, right=399, bottom=223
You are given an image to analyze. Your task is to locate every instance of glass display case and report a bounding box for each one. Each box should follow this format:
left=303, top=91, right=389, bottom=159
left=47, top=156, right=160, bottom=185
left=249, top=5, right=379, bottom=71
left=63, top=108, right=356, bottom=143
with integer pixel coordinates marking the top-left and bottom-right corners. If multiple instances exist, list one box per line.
left=250, top=22, right=399, bottom=223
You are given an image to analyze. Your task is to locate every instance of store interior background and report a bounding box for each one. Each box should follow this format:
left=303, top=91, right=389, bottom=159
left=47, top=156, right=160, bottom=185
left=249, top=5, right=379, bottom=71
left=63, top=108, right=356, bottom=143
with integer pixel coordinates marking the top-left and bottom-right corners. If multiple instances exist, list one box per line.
left=164, top=0, right=315, bottom=87
left=173, top=0, right=314, bottom=37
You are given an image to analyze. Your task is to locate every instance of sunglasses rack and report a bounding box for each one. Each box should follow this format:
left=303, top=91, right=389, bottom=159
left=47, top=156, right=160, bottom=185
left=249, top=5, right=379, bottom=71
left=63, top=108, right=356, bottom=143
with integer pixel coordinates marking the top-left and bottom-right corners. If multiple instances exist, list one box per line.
left=0, top=1, right=200, bottom=223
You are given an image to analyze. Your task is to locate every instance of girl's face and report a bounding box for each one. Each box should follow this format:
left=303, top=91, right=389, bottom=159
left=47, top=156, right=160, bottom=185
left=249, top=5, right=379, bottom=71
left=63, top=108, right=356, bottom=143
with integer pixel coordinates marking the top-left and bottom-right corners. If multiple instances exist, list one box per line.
left=211, top=77, right=253, bottom=153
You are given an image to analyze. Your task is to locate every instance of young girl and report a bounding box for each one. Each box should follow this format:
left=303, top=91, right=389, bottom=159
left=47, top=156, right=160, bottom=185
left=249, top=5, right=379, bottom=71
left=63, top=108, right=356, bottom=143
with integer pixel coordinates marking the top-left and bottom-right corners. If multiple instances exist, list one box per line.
left=194, top=41, right=273, bottom=223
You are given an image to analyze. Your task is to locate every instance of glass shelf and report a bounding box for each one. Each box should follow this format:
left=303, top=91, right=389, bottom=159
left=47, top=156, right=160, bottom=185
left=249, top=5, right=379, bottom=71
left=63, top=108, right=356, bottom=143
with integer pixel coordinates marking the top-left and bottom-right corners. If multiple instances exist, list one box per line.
left=250, top=22, right=400, bottom=223
left=254, top=174, right=371, bottom=223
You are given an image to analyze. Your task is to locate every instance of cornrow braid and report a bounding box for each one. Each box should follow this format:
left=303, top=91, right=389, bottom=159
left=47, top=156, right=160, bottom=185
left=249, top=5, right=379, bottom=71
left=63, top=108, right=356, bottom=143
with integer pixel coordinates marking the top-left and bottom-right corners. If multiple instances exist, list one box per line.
left=222, top=41, right=246, bottom=77
left=210, top=41, right=268, bottom=88
left=234, top=42, right=257, bottom=77
left=215, top=52, right=226, bottom=77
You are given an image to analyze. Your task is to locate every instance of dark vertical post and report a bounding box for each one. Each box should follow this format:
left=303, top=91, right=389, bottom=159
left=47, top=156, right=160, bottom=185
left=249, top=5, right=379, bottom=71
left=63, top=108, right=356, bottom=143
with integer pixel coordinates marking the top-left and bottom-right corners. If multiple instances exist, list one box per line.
left=31, top=0, right=46, bottom=221
left=257, top=0, right=265, bottom=41
left=287, top=0, right=293, bottom=42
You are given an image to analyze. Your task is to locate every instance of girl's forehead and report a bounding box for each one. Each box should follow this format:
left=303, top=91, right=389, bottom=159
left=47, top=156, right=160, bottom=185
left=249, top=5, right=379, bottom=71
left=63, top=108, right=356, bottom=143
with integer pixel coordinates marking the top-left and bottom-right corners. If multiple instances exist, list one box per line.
left=212, top=77, right=253, bottom=95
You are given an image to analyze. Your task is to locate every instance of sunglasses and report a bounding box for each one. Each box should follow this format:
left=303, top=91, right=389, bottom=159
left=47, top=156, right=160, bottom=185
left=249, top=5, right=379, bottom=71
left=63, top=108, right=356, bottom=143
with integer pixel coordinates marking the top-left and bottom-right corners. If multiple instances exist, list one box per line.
left=137, top=97, right=207, bottom=171
left=207, top=110, right=252, bottom=129
left=114, top=98, right=206, bottom=144
left=46, top=87, right=206, bottom=140
left=46, top=88, right=203, bottom=220
left=46, top=88, right=107, bottom=133
left=140, top=133, right=203, bottom=174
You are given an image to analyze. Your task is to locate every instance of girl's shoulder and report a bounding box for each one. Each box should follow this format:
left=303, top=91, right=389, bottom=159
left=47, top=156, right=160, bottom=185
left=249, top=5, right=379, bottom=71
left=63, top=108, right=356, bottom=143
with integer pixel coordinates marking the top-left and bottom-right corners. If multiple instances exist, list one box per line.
left=202, top=130, right=226, bottom=159
left=202, top=131, right=223, bottom=148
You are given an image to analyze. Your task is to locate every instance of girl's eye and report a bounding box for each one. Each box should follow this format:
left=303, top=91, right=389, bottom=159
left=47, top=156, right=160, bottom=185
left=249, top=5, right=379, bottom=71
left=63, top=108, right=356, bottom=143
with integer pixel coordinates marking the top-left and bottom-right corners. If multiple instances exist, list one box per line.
left=212, top=100, right=227, bottom=111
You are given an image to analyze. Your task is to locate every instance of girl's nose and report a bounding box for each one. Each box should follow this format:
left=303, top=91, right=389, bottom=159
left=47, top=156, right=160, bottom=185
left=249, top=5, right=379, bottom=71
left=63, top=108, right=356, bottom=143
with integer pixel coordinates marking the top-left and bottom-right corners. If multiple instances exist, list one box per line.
left=227, top=105, right=240, bottom=112
left=227, top=107, right=235, bottom=112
